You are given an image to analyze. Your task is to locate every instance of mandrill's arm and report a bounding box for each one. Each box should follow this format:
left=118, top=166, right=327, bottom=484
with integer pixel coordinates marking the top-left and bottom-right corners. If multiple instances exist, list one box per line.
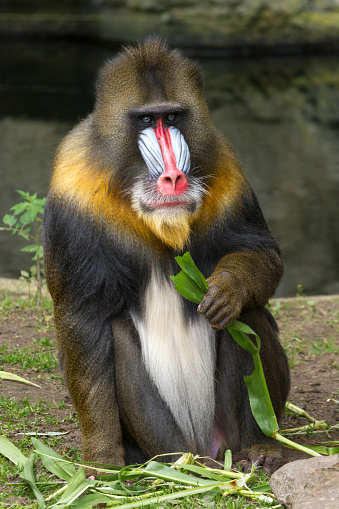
left=197, top=184, right=283, bottom=330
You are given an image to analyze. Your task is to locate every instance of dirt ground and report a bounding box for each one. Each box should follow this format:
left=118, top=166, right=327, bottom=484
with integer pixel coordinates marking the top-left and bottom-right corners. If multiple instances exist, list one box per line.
left=0, top=287, right=338, bottom=457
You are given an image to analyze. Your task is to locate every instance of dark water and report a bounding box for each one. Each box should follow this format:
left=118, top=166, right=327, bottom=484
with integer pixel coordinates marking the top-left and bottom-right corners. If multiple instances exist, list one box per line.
left=1, top=39, right=338, bottom=297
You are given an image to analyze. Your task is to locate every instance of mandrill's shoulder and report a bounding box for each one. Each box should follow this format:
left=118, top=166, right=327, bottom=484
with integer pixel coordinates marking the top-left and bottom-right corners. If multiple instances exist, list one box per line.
left=50, top=115, right=111, bottom=207
left=54, top=115, right=95, bottom=168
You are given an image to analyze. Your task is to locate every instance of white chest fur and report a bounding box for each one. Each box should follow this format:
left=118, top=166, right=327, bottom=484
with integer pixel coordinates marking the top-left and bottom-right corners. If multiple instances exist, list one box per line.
left=131, top=270, right=216, bottom=453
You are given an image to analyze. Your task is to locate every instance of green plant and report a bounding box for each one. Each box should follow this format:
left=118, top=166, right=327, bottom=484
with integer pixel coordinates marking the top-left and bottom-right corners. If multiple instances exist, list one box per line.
left=0, top=343, right=58, bottom=371
left=296, top=283, right=305, bottom=297
left=1, top=190, right=46, bottom=305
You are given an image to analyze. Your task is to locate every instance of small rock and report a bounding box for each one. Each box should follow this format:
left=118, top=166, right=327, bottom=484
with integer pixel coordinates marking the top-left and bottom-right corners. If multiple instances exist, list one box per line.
left=270, top=454, right=339, bottom=509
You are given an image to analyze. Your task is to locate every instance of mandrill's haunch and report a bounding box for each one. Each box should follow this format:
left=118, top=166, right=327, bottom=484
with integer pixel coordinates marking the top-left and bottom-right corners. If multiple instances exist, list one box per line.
left=42, top=37, right=290, bottom=473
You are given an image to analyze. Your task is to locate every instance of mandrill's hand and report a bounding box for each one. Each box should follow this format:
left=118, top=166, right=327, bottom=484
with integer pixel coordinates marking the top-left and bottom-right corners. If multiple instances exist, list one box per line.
left=197, top=270, right=245, bottom=329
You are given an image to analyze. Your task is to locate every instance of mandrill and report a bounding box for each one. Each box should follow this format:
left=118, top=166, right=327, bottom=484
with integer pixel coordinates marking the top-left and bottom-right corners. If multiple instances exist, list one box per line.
left=43, top=37, right=290, bottom=473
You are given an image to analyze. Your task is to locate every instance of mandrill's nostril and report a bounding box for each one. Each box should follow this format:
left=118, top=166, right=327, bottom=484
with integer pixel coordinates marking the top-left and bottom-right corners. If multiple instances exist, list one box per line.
left=157, top=171, right=188, bottom=195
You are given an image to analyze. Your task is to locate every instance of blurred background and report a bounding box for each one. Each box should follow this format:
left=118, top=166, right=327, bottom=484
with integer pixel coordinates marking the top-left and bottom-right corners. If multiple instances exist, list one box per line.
left=1, top=0, right=339, bottom=297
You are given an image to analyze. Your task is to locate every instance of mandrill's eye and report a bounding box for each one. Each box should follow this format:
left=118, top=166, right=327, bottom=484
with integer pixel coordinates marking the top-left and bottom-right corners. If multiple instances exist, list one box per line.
left=165, top=113, right=176, bottom=124
left=140, top=115, right=153, bottom=125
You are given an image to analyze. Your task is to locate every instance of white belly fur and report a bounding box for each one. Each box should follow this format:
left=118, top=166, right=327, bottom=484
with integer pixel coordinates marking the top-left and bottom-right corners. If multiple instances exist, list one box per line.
left=131, top=269, right=216, bottom=453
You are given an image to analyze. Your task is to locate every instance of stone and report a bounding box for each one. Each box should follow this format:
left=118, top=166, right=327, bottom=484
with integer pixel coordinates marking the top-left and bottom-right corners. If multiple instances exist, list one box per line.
left=270, top=454, right=339, bottom=509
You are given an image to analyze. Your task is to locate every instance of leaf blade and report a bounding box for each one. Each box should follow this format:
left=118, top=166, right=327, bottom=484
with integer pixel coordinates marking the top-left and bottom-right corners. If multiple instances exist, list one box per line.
left=32, top=437, right=76, bottom=481
left=0, top=435, right=28, bottom=467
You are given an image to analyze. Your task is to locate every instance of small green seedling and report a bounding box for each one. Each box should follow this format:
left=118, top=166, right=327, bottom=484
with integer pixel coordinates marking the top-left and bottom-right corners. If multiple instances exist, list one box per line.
left=1, top=190, right=46, bottom=305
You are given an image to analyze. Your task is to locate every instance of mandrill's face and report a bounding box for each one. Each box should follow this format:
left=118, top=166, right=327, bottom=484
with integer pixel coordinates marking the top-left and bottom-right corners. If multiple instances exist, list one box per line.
left=127, top=101, right=206, bottom=249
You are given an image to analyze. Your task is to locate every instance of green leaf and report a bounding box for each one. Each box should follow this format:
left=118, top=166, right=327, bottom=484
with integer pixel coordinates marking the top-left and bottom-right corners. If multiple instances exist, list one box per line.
left=20, top=453, right=46, bottom=509
left=0, top=370, right=41, bottom=388
left=36, top=245, right=44, bottom=258
left=174, top=252, right=208, bottom=292
left=244, top=356, right=279, bottom=437
left=227, top=321, right=278, bottom=436
left=0, top=435, right=28, bottom=467
left=250, top=483, right=272, bottom=493
left=10, top=202, right=29, bottom=215
left=49, top=467, right=89, bottom=508
left=34, top=197, right=47, bottom=207
left=144, top=461, right=217, bottom=486
left=175, top=464, right=231, bottom=482
left=2, top=214, right=17, bottom=226
left=226, top=322, right=258, bottom=355
left=32, top=437, right=76, bottom=481
left=16, top=190, right=32, bottom=199
left=30, top=202, right=45, bottom=216
left=65, top=493, right=117, bottom=508
left=310, top=445, right=339, bottom=455
left=171, top=252, right=208, bottom=303
left=114, top=484, right=223, bottom=509
left=171, top=252, right=208, bottom=304
left=20, top=209, right=38, bottom=225
left=21, top=244, right=39, bottom=253
left=170, top=271, right=206, bottom=304
left=171, top=253, right=278, bottom=437
left=224, top=449, right=232, bottom=470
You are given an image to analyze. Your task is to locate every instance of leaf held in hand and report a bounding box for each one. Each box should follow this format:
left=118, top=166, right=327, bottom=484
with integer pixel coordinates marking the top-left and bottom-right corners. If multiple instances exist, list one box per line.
left=171, top=252, right=208, bottom=303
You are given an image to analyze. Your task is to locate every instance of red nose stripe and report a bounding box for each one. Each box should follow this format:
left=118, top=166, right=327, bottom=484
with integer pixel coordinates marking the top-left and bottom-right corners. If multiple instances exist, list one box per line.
left=153, top=119, right=188, bottom=196
left=153, top=118, right=177, bottom=173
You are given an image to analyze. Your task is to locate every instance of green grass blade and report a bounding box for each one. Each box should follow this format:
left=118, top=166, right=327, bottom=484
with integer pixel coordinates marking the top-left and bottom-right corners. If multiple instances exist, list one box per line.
left=20, top=453, right=46, bottom=509
left=175, top=464, right=232, bottom=482
left=49, top=467, right=89, bottom=508
left=144, top=461, right=218, bottom=486
left=0, top=435, right=28, bottom=467
left=113, top=484, right=224, bottom=509
left=276, top=433, right=321, bottom=456
left=250, top=483, right=272, bottom=493
left=32, top=437, right=76, bottom=481
left=62, top=493, right=117, bottom=508
left=311, top=446, right=339, bottom=455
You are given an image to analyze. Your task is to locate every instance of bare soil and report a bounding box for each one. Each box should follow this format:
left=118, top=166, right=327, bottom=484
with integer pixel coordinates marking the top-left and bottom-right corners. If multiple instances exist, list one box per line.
left=0, top=289, right=338, bottom=458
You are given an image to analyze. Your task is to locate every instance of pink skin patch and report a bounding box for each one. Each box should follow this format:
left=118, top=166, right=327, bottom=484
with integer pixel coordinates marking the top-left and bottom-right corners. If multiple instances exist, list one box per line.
left=153, top=119, right=188, bottom=196
left=211, top=426, right=226, bottom=459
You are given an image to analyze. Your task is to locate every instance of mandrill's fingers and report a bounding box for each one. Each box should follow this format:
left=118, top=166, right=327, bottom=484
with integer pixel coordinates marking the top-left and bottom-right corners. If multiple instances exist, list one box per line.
left=198, top=287, right=222, bottom=317
left=198, top=281, right=242, bottom=329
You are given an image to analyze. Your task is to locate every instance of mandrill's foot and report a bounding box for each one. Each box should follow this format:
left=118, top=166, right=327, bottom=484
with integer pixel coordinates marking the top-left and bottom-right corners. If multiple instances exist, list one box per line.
left=232, top=443, right=308, bottom=475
